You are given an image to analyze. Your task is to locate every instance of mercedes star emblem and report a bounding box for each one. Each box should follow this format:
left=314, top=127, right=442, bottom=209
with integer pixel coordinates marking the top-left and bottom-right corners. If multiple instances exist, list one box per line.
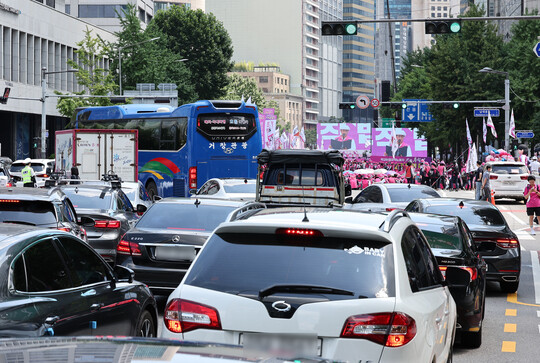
left=172, top=235, right=181, bottom=243
left=271, top=300, right=292, bottom=312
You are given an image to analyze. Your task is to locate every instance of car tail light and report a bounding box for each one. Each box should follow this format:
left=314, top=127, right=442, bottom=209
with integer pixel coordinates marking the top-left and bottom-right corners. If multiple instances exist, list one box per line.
left=439, top=266, right=477, bottom=281
left=0, top=199, right=19, bottom=203
left=42, top=174, right=49, bottom=178
left=189, top=167, right=197, bottom=189
left=5, top=183, right=11, bottom=187
left=164, top=299, right=222, bottom=334
left=94, top=220, right=121, bottom=228
left=489, top=175, right=498, bottom=180
left=521, top=175, right=528, bottom=180
left=58, top=227, right=72, bottom=233
left=276, top=228, right=323, bottom=237
left=386, top=207, right=396, bottom=212
left=341, top=312, right=416, bottom=347
left=496, top=238, right=519, bottom=249
left=117, top=238, right=142, bottom=256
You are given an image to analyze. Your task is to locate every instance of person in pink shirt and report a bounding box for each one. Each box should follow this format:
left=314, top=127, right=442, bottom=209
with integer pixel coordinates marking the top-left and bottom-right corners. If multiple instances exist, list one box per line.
left=524, top=175, right=540, bottom=235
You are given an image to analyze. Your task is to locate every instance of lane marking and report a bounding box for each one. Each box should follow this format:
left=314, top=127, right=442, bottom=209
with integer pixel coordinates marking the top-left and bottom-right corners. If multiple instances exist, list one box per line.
left=508, top=212, right=527, bottom=225
left=506, top=309, right=517, bottom=316
left=537, top=310, right=540, bottom=318
left=504, top=323, right=517, bottom=333
left=531, top=251, right=540, bottom=304
left=515, top=231, right=534, bottom=241
left=507, top=292, right=540, bottom=307
left=502, top=341, right=516, bottom=352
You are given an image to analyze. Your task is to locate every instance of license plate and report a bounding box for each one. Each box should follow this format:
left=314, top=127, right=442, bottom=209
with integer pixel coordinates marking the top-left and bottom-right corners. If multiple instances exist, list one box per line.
left=155, top=245, right=195, bottom=261
left=503, top=181, right=514, bottom=185
left=241, top=333, right=320, bottom=356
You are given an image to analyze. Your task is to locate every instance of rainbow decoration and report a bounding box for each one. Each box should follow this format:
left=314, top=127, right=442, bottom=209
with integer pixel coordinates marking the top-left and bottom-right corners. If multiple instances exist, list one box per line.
left=139, top=157, right=181, bottom=180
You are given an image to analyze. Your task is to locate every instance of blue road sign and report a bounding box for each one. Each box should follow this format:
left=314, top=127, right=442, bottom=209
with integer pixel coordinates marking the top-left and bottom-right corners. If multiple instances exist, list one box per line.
left=516, top=131, right=534, bottom=138
left=534, top=42, right=540, bottom=57
left=402, top=99, right=434, bottom=122
left=473, top=109, right=500, bottom=117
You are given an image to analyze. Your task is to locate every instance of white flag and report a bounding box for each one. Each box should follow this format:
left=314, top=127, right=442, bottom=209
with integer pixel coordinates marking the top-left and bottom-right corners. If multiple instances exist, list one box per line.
left=391, top=124, right=398, bottom=158
left=483, top=118, right=487, bottom=143
left=466, top=119, right=473, bottom=147
left=486, top=114, right=497, bottom=138
left=509, top=109, right=516, bottom=139
left=299, top=127, right=306, bottom=142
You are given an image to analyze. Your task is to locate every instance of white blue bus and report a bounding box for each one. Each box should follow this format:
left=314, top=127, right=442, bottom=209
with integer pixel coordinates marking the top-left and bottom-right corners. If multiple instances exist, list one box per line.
left=74, top=100, right=262, bottom=198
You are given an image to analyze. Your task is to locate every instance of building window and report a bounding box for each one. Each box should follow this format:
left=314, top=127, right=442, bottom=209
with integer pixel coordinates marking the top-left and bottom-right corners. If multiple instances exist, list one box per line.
left=139, top=8, right=146, bottom=22
left=259, top=76, right=268, bottom=83
left=79, top=5, right=128, bottom=18
left=65, top=4, right=70, bottom=13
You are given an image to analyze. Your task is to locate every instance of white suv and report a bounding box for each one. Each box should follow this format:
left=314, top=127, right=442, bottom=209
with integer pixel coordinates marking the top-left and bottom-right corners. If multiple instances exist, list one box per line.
left=10, top=158, right=55, bottom=187
left=160, top=209, right=463, bottom=362
left=487, top=161, right=529, bottom=202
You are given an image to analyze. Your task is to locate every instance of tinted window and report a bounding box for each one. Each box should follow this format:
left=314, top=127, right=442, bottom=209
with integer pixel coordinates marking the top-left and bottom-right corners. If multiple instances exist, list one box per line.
left=185, top=233, right=395, bottom=299
left=62, top=189, right=112, bottom=209
left=19, top=239, right=72, bottom=292
left=223, top=183, right=256, bottom=194
left=197, top=113, right=257, bottom=142
left=491, top=164, right=528, bottom=174
left=0, top=201, right=57, bottom=226
left=387, top=187, right=440, bottom=203
left=10, top=163, right=45, bottom=173
left=421, top=230, right=462, bottom=251
left=359, top=187, right=382, bottom=203
left=56, top=237, right=109, bottom=286
left=136, top=203, right=236, bottom=231
left=401, top=227, right=442, bottom=291
left=423, top=205, right=505, bottom=226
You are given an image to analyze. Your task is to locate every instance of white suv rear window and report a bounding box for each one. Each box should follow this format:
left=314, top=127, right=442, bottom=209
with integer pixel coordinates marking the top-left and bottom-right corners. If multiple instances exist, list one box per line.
left=492, top=164, right=528, bottom=174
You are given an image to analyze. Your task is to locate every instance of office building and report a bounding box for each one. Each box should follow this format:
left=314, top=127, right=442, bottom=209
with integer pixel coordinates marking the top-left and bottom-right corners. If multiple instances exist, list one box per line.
left=154, top=0, right=205, bottom=12
left=412, top=0, right=452, bottom=49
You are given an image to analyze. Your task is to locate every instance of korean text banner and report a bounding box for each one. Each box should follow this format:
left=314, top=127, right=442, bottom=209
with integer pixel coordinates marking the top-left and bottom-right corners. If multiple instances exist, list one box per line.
left=317, top=123, right=371, bottom=151
left=371, top=128, right=427, bottom=157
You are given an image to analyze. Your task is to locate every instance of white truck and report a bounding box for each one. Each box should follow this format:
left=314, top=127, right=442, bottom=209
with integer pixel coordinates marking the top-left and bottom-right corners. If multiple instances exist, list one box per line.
left=55, top=129, right=138, bottom=182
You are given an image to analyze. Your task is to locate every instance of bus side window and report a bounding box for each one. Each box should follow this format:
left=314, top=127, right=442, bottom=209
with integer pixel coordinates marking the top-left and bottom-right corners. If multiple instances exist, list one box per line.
left=161, top=120, right=177, bottom=150
left=178, top=117, right=188, bottom=149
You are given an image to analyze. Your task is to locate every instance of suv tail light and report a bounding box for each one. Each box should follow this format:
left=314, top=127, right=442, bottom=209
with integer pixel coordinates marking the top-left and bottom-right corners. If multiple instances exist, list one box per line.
left=439, top=266, right=477, bottom=280
left=276, top=228, right=323, bottom=237
left=117, top=238, right=142, bottom=256
left=496, top=238, right=519, bottom=249
left=189, top=167, right=197, bottom=189
left=489, top=175, right=498, bottom=180
left=164, top=299, right=222, bottom=334
left=521, top=175, right=528, bottom=180
left=94, top=220, right=121, bottom=228
left=341, top=312, right=416, bottom=347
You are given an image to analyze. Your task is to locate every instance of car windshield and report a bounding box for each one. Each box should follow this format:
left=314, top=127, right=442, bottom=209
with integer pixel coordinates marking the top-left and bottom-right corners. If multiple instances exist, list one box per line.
left=223, top=183, right=255, bottom=194
left=0, top=201, right=57, bottom=226
left=387, top=187, right=440, bottom=203
left=418, top=226, right=463, bottom=250
left=11, top=163, right=46, bottom=173
left=423, top=205, right=505, bottom=226
left=491, top=164, right=528, bottom=174
left=62, top=189, right=112, bottom=209
left=185, top=233, right=395, bottom=299
left=136, top=203, right=236, bottom=231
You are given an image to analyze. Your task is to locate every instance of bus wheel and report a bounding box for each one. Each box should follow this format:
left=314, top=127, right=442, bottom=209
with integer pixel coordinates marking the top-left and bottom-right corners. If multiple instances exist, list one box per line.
left=146, top=181, right=158, bottom=201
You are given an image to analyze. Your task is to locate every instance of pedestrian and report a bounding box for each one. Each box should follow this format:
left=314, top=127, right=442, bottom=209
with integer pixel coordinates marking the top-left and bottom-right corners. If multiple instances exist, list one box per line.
left=21, top=158, right=36, bottom=188
left=474, top=161, right=483, bottom=200
left=530, top=157, right=540, bottom=175
left=481, top=164, right=492, bottom=202
left=524, top=175, right=540, bottom=235
left=405, top=161, right=414, bottom=184
left=451, top=163, right=459, bottom=191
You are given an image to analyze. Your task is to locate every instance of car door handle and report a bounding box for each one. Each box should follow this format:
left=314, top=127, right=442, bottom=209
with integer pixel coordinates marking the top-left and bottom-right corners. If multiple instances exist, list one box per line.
left=90, top=303, right=104, bottom=311
left=435, top=317, right=442, bottom=323
left=81, top=289, right=96, bottom=297
left=45, top=316, right=59, bottom=325
left=444, top=310, right=450, bottom=316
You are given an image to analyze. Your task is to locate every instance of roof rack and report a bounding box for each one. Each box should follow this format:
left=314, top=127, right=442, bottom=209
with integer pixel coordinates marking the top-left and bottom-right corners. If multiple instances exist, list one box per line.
left=379, top=210, right=410, bottom=233
left=228, top=202, right=267, bottom=222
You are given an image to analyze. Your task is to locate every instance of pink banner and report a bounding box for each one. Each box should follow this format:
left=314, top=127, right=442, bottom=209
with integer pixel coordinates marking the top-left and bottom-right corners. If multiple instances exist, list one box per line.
left=317, top=123, right=371, bottom=151
left=260, top=110, right=277, bottom=150
left=371, top=128, right=427, bottom=157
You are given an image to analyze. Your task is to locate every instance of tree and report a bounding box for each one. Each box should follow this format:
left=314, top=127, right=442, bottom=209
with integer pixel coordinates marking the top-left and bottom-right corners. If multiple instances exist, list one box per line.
left=147, top=6, right=234, bottom=100
left=305, top=128, right=317, bottom=149
left=222, top=74, right=268, bottom=108
left=56, top=28, right=118, bottom=119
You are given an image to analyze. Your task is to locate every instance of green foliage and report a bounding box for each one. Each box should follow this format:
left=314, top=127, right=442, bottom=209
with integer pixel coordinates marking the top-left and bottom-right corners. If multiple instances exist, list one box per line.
left=222, top=74, right=268, bottom=108
left=305, top=128, right=317, bottom=148
left=56, top=28, right=119, bottom=119
left=147, top=6, right=234, bottom=100
left=232, top=61, right=256, bottom=72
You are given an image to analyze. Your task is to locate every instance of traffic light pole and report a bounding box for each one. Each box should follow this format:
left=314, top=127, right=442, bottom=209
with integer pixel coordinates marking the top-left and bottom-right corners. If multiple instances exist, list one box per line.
left=348, top=15, right=540, bottom=24
left=504, top=76, right=510, bottom=153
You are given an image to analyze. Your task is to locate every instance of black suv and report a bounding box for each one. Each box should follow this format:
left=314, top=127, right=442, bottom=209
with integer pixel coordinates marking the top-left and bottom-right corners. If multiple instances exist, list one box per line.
left=57, top=184, right=143, bottom=263
left=0, top=187, right=86, bottom=241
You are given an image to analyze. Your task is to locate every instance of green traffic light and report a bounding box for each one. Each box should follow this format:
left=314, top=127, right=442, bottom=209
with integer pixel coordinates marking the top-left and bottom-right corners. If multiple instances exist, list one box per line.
left=345, top=23, right=357, bottom=35
left=453, top=103, right=459, bottom=109
left=450, top=21, right=461, bottom=33
left=350, top=104, right=356, bottom=109
left=401, top=103, right=407, bottom=109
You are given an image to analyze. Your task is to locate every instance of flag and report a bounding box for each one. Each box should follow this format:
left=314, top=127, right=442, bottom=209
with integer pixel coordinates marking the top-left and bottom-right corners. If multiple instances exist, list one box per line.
left=391, top=124, right=398, bottom=158
left=466, top=119, right=473, bottom=147
left=483, top=117, right=487, bottom=143
left=486, top=114, right=497, bottom=138
left=299, top=127, right=306, bottom=143
left=466, top=143, right=478, bottom=173
left=280, top=132, right=288, bottom=149
left=509, top=109, right=516, bottom=139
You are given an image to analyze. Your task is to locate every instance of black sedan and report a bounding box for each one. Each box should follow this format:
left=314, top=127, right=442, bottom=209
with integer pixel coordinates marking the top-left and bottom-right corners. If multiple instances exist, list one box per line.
left=406, top=198, right=520, bottom=293
left=410, top=212, right=487, bottom=348
left=58, top=184, right=144, bottom=264
left=0, top=224, right=157, bottom=337
left=116, top=198, right=253, bottom=295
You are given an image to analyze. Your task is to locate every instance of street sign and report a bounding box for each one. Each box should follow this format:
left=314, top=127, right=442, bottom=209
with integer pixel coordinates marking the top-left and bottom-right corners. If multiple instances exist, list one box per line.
left=381, top=118, right=393, bottom=128
left=356, top=95, right=370, bottom=109
left=473, top=108, right=500, bottom=117
left=516, top=130, right=534, bottom=138
left=534, top=42, right=540, bottom=57
left=402, top=99, right=434, bottom=122
left=370, top=98, right=380, bottom=108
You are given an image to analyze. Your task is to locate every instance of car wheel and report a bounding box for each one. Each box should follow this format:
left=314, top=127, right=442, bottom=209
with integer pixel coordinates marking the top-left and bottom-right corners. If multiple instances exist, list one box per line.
left=461, top=326, right=482, bottom=349
left=146, top=181, right=158, bottom=201
left=500, top=280, right=519, bottom=293
left=136, top=310, right=156, bottom=337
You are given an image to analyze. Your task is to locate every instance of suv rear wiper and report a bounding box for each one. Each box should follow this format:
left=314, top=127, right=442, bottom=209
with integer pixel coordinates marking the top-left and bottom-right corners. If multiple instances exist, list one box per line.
left=258, top=284, right=356, bottom=299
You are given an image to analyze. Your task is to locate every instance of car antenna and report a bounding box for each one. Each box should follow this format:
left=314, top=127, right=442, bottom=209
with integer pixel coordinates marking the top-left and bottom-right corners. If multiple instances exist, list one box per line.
left=408, top=183, right=411, bottom=189
left=459, top=201, right=464, bottom=209
left=194, top=198, right=200, bottom=207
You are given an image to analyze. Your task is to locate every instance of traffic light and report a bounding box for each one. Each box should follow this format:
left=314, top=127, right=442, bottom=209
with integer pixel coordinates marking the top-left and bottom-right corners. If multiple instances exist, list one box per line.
left=401, top=103, right=407, bottom=109
left=0, top=87, right=10, bottom=104
left=443, top=102, right=460, bottom=109
left=339, top=102, right=356, bottom=109
left=381, top=81, right=391, bottom=102
left=321, top=21, right=358, bottom=36
left=425, top=19, right=462, bottom=34
left=32, top=137, right=40, bottom=149
left=453, top=103, right=459, bottom=109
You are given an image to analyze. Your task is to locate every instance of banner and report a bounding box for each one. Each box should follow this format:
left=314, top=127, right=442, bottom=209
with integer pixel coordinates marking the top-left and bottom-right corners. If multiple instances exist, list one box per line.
left=260, top=109, right=277, bottom=150
left=317, top=123, right=371, bottom=151
left=370, top=156, right=432, bottom=170
left=371, top=128, right=427, bottom=157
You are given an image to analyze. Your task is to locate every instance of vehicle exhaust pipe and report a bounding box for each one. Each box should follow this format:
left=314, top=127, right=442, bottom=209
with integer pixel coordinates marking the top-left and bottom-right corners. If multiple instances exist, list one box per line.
left=502, top=276, right=518, bottom=282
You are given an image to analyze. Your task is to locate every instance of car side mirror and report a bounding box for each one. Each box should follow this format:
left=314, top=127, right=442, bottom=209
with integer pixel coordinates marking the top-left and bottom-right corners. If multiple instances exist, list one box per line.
left=136, top=204, right=147, bottom=214
left=189, top=189, right=197, bottom=195
left=345, top=184, right=352, bottom=196
left=152, top=195, right=162, bottom=202
left=46, top=167, right=52, bottom=175
left=114, top=265, right=134, bottom=283
left=344, top=197, right=353, bottom=204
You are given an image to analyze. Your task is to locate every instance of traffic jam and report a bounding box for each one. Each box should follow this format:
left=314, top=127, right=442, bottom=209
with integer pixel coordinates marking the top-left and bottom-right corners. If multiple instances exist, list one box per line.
left=0, top=101, right=531, bottom=363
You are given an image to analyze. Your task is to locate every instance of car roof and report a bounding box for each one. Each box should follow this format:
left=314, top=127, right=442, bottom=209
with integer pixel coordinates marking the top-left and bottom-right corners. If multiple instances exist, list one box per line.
left=12, top=159, right=54, bottom=164
left=219, top=178, right=256, bottom=185
left=0, top=187, right=65, bottom=201
left=377, top=183, right=435, bottom=190
left=58, top=184, right=114, bottom=194
left=487, top=161, right=525, bottom=166
left=416, top=197, right=496, bottom=209
left=0, top=223, right=68, bottom=248
left=408, top=212, right=459, bottom=227
left=161, top=197, right=249, bottom=207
